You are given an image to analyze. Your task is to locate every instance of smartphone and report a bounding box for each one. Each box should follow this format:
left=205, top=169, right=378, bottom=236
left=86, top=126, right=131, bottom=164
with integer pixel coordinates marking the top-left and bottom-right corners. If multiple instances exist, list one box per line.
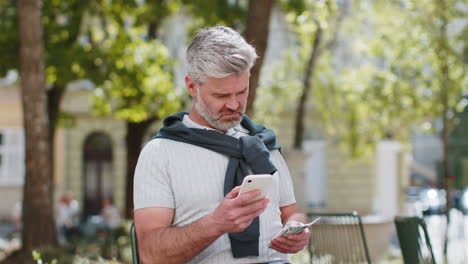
left=238, top=174, right=273, bottom=204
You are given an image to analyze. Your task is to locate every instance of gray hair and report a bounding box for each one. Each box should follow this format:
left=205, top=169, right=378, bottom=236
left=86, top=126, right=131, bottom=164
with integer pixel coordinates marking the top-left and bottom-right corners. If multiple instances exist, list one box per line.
left=186, top=26, right=258, bottom=84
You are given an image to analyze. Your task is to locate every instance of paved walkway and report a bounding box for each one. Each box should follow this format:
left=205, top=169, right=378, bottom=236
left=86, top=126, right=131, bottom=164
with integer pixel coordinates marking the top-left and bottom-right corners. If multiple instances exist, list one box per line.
left=424, top=210, right=468, bottom=264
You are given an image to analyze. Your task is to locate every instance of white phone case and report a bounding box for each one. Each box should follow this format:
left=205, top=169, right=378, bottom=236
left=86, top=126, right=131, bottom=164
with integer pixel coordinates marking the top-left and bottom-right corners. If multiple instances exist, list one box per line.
left=238, top=174, right=273, bottom=203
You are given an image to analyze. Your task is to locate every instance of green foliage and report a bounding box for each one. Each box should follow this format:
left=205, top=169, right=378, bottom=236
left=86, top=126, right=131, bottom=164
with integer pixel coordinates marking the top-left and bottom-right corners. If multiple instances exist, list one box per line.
left=92, top=37, right=181, bottom=122
left=28, top=221, right=133, bottom=264
left=314, top=62, right=402, bottom=156
left=284, top=0, right=467, bottom=156
left=282, top=0, right=337, bottom=52
left=32, top=249, right=68, bottom=264
left=135, top=0, right=180, bottom=28
left=278, top=0, right=346, bottom=148
left=84, top=0, right=183, bottom=122
left=254, top=50, right=303, bottom=129
left=0, top=0, right=17, bottom=74
left=182, top=0, right=247, bottom=35
left=279, top=0, right=307, bottom=15
left=349, top=0, right=467, bottom=135
left=41, top=0, right=98, bottom=87
left=0, top=0, right=183, bottom=123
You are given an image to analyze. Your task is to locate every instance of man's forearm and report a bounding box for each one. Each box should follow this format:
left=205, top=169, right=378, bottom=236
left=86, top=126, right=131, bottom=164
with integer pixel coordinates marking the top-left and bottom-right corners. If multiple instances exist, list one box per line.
left=139, top=215, right=222, bottom=264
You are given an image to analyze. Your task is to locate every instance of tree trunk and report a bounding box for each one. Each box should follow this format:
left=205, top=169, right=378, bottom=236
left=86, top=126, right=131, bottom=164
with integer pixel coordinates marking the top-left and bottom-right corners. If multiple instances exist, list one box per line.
left=292, top=2, right=348, bottom=150
left=441, top=90, right=450, bottom=261
left=432, top=0, right=451, bottom=259
left=244, top=0, right=274, bottom=117
left=435, top=0, right=451, bottom=259
left=124, top=118, right=157, bottom=219
left=47, top=84, right=65, bottom=139
left=147, top=0, right=165, bottom=40
left=46, top=84, right=65, bottom=196
left=293, top=25, right=322, bottom=150
left=17, top=0, right=58, bottom=254
left=148, top=23, right=158, bottom=39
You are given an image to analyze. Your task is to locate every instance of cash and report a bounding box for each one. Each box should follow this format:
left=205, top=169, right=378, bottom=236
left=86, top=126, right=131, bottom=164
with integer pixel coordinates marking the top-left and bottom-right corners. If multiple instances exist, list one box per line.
left=273, top=217, right=321, bottom=238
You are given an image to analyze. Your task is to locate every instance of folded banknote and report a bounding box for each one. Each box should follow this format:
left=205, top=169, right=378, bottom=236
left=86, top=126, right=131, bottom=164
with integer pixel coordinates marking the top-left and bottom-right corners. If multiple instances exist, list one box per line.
left=273, top=217, right=321, bottom=238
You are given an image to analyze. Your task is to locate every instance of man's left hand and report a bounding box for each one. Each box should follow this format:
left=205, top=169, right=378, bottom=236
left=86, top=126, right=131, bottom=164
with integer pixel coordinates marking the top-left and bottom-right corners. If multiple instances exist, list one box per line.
left=269, top=220, right=311, bottom=253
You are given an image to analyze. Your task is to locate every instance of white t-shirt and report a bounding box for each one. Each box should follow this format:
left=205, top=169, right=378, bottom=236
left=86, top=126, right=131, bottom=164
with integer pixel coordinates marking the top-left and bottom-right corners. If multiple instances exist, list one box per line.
left=134, top=115, right=296, bottom=264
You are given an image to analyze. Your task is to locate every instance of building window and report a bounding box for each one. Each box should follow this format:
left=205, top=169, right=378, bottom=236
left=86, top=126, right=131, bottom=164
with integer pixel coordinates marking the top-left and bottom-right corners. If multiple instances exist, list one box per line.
left=0, top=129, right=25, bottom=185
left=0, top=132, right=3, bottom=175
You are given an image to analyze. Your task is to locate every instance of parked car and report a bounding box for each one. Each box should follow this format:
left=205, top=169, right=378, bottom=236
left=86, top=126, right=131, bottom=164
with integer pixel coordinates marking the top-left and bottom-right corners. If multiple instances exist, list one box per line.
left=404, top=186, right=425, bottom=216
left=455, top=187, right=468, bottom=214
left=420, top=188, right=446, bottom=215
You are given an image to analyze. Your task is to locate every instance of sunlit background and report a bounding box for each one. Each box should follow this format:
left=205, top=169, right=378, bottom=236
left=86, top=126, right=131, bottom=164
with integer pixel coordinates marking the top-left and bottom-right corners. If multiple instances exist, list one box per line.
left=0, top=0, right=467, bottom=263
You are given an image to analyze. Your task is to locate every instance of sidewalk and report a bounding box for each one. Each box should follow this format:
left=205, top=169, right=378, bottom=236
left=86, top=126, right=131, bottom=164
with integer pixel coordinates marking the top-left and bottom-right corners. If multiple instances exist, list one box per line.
left=424, top=209, right=468, bottom=264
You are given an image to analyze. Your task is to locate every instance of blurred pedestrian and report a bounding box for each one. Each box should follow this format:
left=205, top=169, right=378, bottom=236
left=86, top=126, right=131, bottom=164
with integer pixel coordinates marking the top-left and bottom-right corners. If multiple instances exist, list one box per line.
left=100, top=197, right=121, bottom=230
left=10, top=200, right=22, bottom=231
left=56, top=192, right=80, bottom=244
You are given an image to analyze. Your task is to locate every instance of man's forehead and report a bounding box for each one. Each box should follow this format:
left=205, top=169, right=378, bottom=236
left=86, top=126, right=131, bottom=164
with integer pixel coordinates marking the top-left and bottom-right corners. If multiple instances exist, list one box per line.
left=204, top=84, right=248, bottom=95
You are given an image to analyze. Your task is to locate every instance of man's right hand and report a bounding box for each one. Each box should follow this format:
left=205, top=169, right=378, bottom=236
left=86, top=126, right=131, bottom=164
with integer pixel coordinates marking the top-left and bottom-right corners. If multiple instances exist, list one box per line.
left=134, top=186, right=269, bottom=263
left=207, top=186, right=270, bottom=235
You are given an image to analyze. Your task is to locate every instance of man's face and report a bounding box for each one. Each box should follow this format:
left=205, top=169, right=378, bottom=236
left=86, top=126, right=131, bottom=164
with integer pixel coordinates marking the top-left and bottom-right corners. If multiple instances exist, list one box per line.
left=188, top=71, right=249, bottom=131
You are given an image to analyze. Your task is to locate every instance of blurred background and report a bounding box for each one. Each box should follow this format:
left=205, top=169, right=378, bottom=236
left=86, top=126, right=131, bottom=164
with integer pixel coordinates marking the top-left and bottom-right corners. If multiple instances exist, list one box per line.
left=0, top=0, right=467, bottom=263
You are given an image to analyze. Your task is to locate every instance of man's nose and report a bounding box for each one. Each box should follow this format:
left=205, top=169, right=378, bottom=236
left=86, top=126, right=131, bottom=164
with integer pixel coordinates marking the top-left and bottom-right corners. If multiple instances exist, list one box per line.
left=225, top=96, right=240, bottom=110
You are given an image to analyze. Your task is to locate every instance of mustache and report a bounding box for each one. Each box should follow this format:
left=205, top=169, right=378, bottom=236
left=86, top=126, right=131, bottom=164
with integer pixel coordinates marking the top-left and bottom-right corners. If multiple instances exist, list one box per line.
left=219, top=106, right=245, bottom=117
left=221, top=111, right=241, bottom=115
left=217, top=111, right=242, bottom=119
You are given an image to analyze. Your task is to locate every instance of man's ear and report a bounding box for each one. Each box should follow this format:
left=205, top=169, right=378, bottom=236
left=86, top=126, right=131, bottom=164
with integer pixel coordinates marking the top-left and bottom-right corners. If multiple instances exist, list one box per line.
left=185, top=75, right=197, bottom=97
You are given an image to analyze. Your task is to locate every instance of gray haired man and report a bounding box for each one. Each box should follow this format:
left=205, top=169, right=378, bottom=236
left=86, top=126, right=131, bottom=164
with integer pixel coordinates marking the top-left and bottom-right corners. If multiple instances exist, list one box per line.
left=133, top=26, right=310, bottom=264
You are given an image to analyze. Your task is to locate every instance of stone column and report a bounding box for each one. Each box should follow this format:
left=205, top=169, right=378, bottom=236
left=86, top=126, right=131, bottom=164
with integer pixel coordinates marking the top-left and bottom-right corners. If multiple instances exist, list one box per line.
left=373, top=140, right=403, bottom=218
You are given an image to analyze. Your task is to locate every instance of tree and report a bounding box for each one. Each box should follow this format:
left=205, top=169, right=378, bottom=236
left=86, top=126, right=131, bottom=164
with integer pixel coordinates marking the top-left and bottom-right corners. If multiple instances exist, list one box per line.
left=5, top=0, right=57, bottom=263
left=0, top=0, right=103, bottom=204
left=280, top=0, right=345, bottom=150
left=182, top=0, right=246, bottom=30
left=90, top=0, right=183, bottom=218
left=18, top=0, right=57, bottom=251
left=290, top=0, right=466, bottom=156
left=304, top=0, right=465, bottom=257
left=244, top=0, right=275, bottom=116
left=390, top=0, right=467, bottom=257
left=0, top=0, right=181, bottom=225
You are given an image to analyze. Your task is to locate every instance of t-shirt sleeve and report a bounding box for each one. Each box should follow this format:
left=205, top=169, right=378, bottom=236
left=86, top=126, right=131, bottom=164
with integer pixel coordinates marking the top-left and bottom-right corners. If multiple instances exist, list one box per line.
left=271, top=150, right=296, bottom=207
left=134, top=139, right=175, bottom=210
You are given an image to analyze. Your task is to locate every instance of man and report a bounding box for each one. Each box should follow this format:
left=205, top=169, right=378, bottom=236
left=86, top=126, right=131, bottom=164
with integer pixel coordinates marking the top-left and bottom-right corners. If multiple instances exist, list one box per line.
left=134, top=26, right=310, bottom=264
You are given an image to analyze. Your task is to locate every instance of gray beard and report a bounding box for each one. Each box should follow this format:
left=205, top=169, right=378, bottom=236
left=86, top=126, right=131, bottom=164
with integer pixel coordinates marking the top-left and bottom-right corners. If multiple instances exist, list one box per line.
left=195, top=91, right=242, bottom=131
